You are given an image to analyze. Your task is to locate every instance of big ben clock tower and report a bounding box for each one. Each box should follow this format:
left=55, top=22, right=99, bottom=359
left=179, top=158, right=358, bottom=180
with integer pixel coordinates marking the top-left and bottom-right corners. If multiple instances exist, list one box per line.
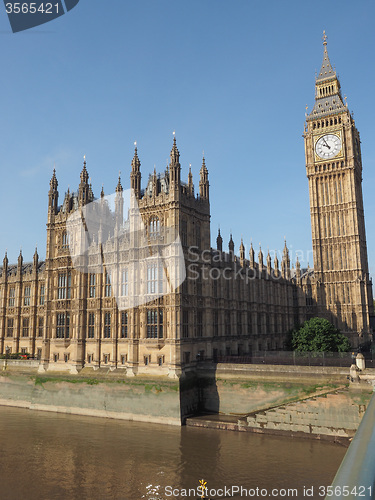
left=304, top=32, right=374, bottom=345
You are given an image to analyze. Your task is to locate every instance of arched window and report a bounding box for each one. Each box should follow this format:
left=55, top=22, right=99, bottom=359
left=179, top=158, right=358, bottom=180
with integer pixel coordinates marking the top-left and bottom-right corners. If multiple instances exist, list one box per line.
left=149, top=218, right=160, bottom=238
left=62, top=231, right=70, bottom=250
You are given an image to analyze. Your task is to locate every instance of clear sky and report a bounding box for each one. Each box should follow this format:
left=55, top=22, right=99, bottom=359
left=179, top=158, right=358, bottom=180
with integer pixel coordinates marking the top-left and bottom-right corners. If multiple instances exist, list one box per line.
left=1, top=0, right=375, bottom=279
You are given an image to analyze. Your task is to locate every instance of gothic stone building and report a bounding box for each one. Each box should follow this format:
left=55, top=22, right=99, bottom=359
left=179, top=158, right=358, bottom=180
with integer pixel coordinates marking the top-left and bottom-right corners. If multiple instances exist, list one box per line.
left=0, top=37, right=373, bottom=376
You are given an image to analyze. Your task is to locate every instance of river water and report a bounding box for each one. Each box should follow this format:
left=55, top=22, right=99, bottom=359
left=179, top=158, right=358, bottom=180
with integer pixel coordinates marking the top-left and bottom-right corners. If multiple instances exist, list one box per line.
left=0, top=406, right=346, bottom=500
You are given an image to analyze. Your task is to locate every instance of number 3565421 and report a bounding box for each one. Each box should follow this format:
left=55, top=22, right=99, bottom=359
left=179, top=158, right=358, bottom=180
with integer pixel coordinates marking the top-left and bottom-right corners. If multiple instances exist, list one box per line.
left=5, top=3, right=60, bottom=14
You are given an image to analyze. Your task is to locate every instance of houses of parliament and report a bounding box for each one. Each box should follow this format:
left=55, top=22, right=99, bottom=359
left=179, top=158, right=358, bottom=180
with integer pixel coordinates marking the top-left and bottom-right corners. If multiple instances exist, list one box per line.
left=0, top=35, right=374, bottom=377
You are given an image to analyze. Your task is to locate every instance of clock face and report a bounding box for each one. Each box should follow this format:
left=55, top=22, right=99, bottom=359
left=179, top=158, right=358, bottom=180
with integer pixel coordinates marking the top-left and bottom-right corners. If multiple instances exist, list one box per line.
left=315, top=134, right=342, bottom=159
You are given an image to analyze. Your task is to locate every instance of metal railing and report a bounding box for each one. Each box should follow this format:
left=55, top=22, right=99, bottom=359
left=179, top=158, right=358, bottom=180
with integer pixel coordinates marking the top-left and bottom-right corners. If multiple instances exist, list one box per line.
left=215, top=351, right=359, bottom=367
left=325, top=390, right=375, bottom=499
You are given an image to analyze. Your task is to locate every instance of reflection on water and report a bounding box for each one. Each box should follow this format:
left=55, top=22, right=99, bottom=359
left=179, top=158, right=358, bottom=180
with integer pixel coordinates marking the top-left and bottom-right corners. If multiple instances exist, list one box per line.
left=0, top=406, right=345, bottom=499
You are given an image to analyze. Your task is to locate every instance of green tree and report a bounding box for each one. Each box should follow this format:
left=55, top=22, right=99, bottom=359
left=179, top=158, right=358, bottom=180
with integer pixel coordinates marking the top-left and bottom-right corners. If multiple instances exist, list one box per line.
left=291, top=317, right=351, bottom=352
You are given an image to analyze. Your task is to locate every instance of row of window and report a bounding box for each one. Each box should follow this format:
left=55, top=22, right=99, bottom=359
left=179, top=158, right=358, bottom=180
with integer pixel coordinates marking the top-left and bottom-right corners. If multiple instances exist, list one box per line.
left=61, top=218, right=161, bottom=248
left=90, top=266, right=162, bottom=298
left=56, top=310, right=159, bottom=340
left=6, top=317, right=44, bottom=338
left=5, top=285, right=45, bottom=308
left=182, top=310, right=291, bottom=338
left=312, top=117, right=342, bottom=129
left=4, top=310, right=161, bottom=339
left=3, top=263, right=164, bottom=308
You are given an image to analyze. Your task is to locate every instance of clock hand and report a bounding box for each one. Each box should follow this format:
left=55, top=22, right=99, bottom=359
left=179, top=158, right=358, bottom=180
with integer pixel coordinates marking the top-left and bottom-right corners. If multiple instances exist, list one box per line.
left=322, top=139, right=331, bottom=149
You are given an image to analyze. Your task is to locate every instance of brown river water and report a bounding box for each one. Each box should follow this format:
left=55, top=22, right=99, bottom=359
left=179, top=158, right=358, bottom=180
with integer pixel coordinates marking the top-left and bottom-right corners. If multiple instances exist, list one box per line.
left=0, top=406, right=346, bottom=500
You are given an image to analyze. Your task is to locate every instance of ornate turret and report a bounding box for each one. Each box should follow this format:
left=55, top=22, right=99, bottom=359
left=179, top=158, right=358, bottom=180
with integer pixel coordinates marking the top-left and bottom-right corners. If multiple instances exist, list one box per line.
left=33, top=247, right=39, bottom=268
left=152, top=167, right=158, bottom=196
left=115, top=172, right=124, bottom=226
left=3, top=251, right=8, bottom=279
left=281, top=240, right=291, bottom=279
left=48, top=169, right=58, bottom=214
left=228, top=234, right=234, bottom=259
left=169, top=135, right=181, bottom=192
left=116, top=172, right=123, bottom=194
left=258, top=245, right=264, bottom=271
left=216, top=228, right=223, bottom=252
left=17, top=249, right=23, bottom=275
left=296, top=256, right=301, bottom=283
left=88, top=180, right=94, bottom=203
left=240, top=239, right=245, bottom=267
left=267, top=250, right=272, bottom=275
left=199, top=156, right=209, bottom=201
left=249, top=242, right=255, bottom=269
left=188, top=165, right=194, bottom=196
left=78, top=157, right=89, bottom=207
left=274, top=251, right=279, bottom=278
left=130, top=143, right=142, bottom=199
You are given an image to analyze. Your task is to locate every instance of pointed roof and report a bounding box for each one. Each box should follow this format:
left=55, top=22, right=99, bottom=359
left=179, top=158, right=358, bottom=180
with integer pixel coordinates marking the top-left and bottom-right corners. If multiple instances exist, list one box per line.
left=316, top=31, right=335, bottom=83
left=88, top=181, right=94, bottom=201
left=50, top=168, right=58, bottom=191
left=200, top=156, right=208, bottom=175
left=33, top=246, right=39, bottom=266
left=283, top=239, right=289, bottom=258
left=228, top=233, right=234, bottom=252
left=267, top=249, right=271, bottom=264
left=80, top=156, right=89, bottom=184
left=308, top=32, right=346, bottom=121
left=131, top=144, right=141, bottom=171
left=249, top=241, right=255, bottom=257
left=274, top=251, right=279, bottom=268
left=170, top=135, right=180, bottom=164
left=216, top=228, right=223, bottom=250
left=258, top=245, right=263, bottom=262
left=116, top=172, right=123, bottom=193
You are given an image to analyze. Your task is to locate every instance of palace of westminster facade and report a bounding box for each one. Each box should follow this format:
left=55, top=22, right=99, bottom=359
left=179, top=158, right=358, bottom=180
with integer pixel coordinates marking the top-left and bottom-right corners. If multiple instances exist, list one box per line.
left=0, top=36, right=374, bottom=376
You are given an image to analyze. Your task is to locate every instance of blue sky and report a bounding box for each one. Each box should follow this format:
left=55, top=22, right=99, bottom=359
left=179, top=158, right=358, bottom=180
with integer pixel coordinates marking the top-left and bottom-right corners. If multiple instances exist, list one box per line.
left=0, top=0, right=375, bottom=279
